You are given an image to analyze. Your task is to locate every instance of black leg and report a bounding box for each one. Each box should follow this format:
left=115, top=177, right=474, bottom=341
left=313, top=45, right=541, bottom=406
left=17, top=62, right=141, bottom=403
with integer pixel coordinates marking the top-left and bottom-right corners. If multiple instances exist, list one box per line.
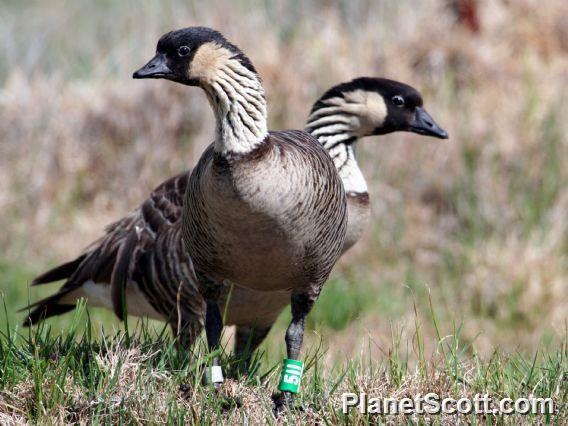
left=194, top=270, right=225, bottom=389
left=234, top=324, right=272, bottom=371
left=203, top=300, right=224, bottom=389
left=202, top=300, right=244, bottom=409
left=285, top=317, right=306, bottom=360
left=205, top=301, right=223, bottom=351
left=273, top=291, right=316, bottom=414
left=286, top=292, right=314, bottom=359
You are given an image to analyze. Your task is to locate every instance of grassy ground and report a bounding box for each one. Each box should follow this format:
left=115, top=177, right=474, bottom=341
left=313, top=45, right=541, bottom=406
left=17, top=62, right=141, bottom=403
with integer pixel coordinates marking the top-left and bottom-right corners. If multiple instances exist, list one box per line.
left=1, top=0, right=567, bottom=423
left=1, top=303, right=565, bottom=424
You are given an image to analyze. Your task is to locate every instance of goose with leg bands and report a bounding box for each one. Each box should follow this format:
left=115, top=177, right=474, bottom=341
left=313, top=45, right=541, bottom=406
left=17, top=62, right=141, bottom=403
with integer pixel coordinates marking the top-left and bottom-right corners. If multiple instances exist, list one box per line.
left=135, top=26, right=348, bottom=410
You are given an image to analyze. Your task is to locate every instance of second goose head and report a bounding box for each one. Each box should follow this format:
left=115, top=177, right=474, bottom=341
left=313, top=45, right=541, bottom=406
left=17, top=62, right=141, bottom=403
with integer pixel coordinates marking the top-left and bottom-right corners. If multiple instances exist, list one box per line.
left=306, top=77, right=448, bottom=148
left=305, top=77, right=448, bottom=194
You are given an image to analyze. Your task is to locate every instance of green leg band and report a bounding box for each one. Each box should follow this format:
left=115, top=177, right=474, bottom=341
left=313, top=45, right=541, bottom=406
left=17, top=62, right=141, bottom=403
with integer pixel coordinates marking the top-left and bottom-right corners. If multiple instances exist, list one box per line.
left=278, top=358, right=304, bottom=393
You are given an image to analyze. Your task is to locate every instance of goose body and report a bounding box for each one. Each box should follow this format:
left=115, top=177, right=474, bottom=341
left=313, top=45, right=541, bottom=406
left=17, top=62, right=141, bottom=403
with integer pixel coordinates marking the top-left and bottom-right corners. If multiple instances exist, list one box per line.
left=130, top=28, right=351, bottom=406
left=184, top=132, right=346, bottom=293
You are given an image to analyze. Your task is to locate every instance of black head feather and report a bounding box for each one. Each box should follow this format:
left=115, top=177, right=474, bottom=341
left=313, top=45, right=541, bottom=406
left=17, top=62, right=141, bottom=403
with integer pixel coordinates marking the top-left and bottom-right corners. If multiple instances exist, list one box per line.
left=157, top=27, right=257, bottom=75
left=133, top=26, right=258, bottom=85
left=311, top=77, right=423, bottom=114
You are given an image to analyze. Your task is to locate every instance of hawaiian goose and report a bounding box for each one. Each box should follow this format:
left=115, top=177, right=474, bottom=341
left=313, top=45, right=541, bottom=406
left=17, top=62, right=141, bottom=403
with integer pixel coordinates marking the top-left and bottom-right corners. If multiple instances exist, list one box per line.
left=23, top=77, right=447, bottom=362
left=132, top=27, right=348, bottom=408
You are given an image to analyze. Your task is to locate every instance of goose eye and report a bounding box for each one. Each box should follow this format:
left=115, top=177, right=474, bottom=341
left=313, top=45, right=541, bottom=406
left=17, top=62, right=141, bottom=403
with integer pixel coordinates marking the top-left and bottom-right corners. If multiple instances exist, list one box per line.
left=177, top=46, right=190, bottom=57
left=392, top=95, right=405, bottom=107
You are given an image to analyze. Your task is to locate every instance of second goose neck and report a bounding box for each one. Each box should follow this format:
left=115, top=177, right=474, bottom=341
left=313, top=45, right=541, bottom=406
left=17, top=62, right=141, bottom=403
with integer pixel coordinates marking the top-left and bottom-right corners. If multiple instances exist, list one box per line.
left=306, top=120, right=368, bottom=194
left=202, top=60, right=268, bottom=156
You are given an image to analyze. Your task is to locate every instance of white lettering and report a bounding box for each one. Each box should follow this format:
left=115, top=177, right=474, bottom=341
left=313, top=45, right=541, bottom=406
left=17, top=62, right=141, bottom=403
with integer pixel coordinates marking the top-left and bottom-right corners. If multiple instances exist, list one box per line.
left=342, top=393, right=358, bottom=413
left=424, top=392, right=440, bottom=414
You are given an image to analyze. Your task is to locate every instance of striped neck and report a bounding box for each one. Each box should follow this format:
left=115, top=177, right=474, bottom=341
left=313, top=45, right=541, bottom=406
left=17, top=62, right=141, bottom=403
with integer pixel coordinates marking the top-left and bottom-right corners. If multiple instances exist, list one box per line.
left=202, top=59, right=268, bottom=156
left=305, top=110, right=368, bottom=194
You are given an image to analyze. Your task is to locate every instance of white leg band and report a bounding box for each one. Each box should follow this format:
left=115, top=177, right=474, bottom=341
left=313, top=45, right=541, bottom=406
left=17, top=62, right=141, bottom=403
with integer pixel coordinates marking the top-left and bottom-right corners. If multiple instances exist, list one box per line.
left=211, top=365, right=224, bottom=383
left=204, top=365, right=224, bottom=384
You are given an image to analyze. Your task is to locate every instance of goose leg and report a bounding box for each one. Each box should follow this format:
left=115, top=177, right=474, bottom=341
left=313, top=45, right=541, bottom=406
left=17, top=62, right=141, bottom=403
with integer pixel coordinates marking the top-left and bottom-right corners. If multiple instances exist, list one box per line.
left=273, top=292, right=315, bottom=414
left=203, top=299, right=244, bottom=408
left=203, top=300, right=224, bottom=389
left=193, top=270, right=226, bottom=388
left=234, top=324, right=272, bottom=372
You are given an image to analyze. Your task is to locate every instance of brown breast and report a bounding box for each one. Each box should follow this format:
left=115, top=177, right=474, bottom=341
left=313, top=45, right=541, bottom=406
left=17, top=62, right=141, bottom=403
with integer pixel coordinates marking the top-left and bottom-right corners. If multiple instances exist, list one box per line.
left=182, top=130, right=348, bottom=292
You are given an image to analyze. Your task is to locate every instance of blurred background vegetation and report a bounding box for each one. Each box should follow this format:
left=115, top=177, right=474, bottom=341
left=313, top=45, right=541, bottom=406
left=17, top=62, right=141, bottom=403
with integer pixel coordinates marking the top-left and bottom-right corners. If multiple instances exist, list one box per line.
left=0, top=0, right=566, bottom=365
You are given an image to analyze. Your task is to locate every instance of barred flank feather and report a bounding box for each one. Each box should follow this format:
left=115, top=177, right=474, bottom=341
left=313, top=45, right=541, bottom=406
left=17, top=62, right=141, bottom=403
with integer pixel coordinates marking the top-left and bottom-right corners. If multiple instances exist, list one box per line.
left=111, top=228, right=140, bottom=320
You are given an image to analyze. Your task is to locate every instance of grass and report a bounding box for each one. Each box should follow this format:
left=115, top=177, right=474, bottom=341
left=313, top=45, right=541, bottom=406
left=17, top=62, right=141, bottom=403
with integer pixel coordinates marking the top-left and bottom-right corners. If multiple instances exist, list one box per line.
left=1, top=301, right=565, bottom=424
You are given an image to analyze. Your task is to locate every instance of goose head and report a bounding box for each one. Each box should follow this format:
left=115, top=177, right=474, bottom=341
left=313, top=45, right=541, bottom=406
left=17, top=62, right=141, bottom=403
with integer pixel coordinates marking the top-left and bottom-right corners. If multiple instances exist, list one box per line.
left=133, top=27, right=268, bottom=154
left=132, top=26, right=258, bottom=87
left=307, top=77, right=448, bottom=141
